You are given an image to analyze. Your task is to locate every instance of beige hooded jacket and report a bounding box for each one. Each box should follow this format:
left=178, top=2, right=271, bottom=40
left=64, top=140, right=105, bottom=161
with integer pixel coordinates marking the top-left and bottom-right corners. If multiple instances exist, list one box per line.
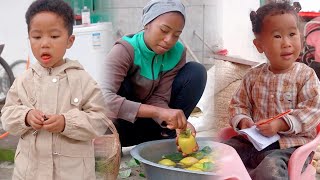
left=1, top=59, right=110, bottom=180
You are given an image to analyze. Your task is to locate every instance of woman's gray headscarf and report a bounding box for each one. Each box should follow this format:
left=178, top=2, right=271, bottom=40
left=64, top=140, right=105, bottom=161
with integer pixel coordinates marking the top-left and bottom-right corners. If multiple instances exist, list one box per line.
left=142, top=0, right=186, bottom=26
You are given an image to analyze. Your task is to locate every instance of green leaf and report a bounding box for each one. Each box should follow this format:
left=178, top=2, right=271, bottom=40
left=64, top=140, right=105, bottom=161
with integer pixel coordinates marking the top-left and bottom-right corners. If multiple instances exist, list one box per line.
left=0, top=149, right=15, bottom=162
left=179, top=129, right=192, bottom=138
left=126, top=158, right=140, bottom=168
left=118, top=168, right=131, bottom=179
left=202, top=162, right=215, bottom=172
left=134, top=158, right=141, bottom=165
left=139, top=173, right=146, bottom=178
left=162, top=152, right=184, bottom=162
left=200, top=146, right=212, bottom=154
left=190, top=151, right=205, bottom=160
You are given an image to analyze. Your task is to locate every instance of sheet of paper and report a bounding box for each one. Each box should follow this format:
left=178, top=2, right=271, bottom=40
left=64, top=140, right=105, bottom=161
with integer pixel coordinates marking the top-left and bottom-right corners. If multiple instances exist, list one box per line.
left=239, top=125, right=280, bottom=151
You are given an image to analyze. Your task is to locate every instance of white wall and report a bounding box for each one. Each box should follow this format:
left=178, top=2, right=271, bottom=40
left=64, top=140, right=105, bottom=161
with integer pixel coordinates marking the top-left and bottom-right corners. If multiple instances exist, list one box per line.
left=221, top=0, right=265, bottom=62
left=0, top=0, right=265, bottom=65
left=106, top=0, right=264, bottom=64
left=0, top=0, right=33, bottom=64
left=298, top=0, right=320, bottom=12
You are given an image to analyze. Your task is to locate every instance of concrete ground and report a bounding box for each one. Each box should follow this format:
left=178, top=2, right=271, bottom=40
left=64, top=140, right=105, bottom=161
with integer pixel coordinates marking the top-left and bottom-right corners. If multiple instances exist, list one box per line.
left=0, top=129, right=16, bottom=180
left=118, top=146, right=146, bottom=180
left=0, top=119, right=319, bottom=180
left=1, top=141, right=320, bottom=180
left=0, top=127, right=143, bottom=180
left=0, top=147, right=143, bottom=180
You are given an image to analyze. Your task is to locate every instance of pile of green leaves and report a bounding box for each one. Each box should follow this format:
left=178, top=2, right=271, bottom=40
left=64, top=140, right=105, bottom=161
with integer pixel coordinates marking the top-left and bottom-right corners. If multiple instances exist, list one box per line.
left=0, top=149, right=15, bottom=162
left=162, top=146, right=212, bottom=162
left=161, top=146, right=216, bottom=172
left=118, top=158, right=146, bottom=179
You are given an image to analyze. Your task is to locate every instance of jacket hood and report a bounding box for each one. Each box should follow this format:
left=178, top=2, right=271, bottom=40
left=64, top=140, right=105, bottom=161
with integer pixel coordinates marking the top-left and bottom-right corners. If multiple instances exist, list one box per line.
left=31, top=58, right=84, bottom=76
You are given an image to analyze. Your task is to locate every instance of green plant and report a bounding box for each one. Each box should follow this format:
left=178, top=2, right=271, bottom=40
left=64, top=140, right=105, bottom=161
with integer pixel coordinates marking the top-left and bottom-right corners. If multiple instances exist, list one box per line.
left=0, top=149, right=15, bottom=162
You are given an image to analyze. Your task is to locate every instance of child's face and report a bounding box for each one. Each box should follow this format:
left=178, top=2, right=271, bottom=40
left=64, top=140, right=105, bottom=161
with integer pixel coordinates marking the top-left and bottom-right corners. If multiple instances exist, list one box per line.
left=28, top=12, right=74, bottom=68
left=253, top=13, right=301, bottom=73
left=144, top=12, right=184, bottom=55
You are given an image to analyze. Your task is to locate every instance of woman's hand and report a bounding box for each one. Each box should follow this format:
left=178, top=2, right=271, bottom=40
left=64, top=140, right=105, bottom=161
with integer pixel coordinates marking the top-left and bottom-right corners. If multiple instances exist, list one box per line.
left=176, top=122, right=196, bottom=136
left=256, top=118, right=289, bottom=137
left=25, top=109, right=45, bottom=130
left=157, top=108, right=187, bottom=130
left=42, top=114, right=66, bottom=133
left=176, top=122, right=199, bottom=156
left=137, top=104, right=187, bottom=129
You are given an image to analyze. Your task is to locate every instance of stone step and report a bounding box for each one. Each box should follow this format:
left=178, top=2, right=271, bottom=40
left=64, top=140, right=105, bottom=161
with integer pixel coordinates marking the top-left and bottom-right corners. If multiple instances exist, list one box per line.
left=0, top=162, right=14, bottom=180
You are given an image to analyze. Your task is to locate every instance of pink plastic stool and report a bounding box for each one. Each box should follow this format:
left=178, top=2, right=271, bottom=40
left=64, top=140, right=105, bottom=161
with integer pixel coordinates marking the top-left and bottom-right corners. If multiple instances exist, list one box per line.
left=218, top=125, right=320, bottom=180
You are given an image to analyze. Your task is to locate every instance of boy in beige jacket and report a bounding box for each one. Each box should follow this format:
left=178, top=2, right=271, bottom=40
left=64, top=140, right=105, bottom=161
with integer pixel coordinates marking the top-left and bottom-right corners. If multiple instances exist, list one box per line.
left=1, top=0, right=111, bottom=179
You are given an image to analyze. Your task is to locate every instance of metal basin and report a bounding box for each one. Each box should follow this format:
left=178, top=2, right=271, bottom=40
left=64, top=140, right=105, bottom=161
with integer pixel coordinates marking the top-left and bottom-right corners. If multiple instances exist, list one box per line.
left=130, top=137, right=223, bottom=180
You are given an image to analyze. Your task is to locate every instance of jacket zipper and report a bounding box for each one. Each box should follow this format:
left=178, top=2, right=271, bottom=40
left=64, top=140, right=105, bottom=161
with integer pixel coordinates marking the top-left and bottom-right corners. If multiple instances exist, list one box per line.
left=48, top=67, right=52, bottom=75
left=145, top=55, right=156, bottom=100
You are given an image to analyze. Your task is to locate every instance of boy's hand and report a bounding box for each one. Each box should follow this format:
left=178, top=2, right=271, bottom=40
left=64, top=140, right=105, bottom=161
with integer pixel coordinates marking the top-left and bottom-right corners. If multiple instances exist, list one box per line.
left=26, top=109, right=45, bottom=130
left=42, top=114, right=65, bottom=133
left=238, top=118, right=254, bottom=130
left=256, top=118, right=289, bottom=137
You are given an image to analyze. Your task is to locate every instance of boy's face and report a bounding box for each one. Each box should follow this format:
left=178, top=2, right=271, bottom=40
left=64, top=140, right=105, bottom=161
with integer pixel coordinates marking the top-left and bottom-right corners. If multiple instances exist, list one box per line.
left=253, top=13, right=301, bottom=73
left=29, top=12, right=74, bottom=68
left=144, top=12, right=184, bottom=55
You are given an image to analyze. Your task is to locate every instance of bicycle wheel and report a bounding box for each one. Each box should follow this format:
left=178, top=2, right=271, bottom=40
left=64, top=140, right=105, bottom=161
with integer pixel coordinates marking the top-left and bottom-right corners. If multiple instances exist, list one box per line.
left=10, top=59, right=28, bottom=79
left=0, top=56, right=15, bottom=104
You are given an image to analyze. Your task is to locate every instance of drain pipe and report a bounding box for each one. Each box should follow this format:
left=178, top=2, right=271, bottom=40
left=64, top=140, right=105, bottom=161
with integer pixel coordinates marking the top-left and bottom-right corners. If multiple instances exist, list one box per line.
left=179, top=38, right=200, bottom=63
left=193, top=30, right=217, bottom=54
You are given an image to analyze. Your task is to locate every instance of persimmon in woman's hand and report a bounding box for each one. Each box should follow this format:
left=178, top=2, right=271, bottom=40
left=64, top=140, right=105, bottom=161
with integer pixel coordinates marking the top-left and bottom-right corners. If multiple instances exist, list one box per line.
left=177, top=129, right=197, bottom=156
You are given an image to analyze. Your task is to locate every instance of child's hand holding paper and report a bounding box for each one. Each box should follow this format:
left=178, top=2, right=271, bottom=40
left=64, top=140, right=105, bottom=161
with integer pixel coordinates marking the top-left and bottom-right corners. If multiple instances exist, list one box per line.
left=256, top=119, right=284, bottom=137
left=237, top=110, right=292, bottom=151
left=238, top=126, right=280, bottom=151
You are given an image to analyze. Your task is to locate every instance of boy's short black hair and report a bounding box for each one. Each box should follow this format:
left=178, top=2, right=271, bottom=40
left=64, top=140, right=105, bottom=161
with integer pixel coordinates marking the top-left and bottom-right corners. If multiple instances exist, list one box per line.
left=25, top=0, right=74, bottom=35
left=250, top=2, right=300, bottom=34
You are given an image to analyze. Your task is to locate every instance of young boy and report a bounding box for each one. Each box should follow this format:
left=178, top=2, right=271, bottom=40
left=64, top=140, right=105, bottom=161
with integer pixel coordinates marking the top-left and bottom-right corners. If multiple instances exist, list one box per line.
left=225, top=2, right=320, bottom=179
left=1, top=0, right=111, bottom=179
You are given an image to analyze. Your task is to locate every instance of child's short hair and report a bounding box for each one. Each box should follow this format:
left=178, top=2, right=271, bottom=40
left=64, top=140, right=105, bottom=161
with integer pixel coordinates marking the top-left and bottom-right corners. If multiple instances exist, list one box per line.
left=25, top=0, right=74, bottom=35
left=250, top=2, right=299, bottom=34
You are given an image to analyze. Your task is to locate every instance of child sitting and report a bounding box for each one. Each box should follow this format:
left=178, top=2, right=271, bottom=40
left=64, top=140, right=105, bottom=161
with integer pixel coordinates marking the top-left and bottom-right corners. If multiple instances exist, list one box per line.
left=224, top=2, right=320, bottom=179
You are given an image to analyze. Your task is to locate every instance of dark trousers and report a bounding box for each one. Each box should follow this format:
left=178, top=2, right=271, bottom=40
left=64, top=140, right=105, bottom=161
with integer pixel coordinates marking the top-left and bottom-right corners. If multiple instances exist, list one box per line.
left=224, top=135, right=311, bottom=180
left=114, top=61, right=207, bottom=147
